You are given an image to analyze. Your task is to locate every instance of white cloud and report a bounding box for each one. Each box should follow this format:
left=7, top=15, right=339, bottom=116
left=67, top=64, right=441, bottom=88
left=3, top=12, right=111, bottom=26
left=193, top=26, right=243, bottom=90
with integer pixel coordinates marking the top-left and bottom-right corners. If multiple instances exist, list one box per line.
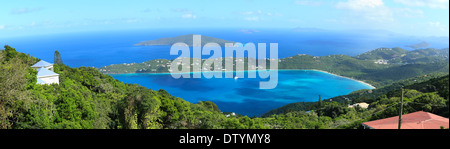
left=173, top=8, right=192, bottom=14
left=181, top=14, right=197, bottom=19
left=395, top=0, right=449, bottom=9
left=395, top=8, right=424, bottom=18
left=428, top=21, right=448, bottom=32
left=238, top=29, right=259, bottom=34
left=336, top=0, right=394, bottom=23
left=336, top=0, right=385, bottom=10
left=429, top=21, right=441, bottom=27
left=240, top=10, right=265, bottom=16
left=239, top=10, right=280, bottom=22
left=0, top=25, right=5, bottom=30
left=244, top=17, right=260, bottom=21
left=174, top=8, right=197, bottom=19
left=294, top=0, right=325, bottom=6
left=30, top=21, right=36, bottom=27
left=241, top=11, right=254, bottom=15
left=11, top=7, right=42, bottom=15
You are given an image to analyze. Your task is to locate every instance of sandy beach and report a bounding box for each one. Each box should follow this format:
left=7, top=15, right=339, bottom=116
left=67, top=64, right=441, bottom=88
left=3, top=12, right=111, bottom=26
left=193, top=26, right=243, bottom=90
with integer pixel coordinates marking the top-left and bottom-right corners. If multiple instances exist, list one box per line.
left=306, top=69, right=377, bottom=89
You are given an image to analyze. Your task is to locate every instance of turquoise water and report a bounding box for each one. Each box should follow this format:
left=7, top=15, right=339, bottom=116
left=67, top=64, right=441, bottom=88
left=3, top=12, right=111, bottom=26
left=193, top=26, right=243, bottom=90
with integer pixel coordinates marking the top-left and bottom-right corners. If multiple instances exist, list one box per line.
left=110, top=70, right=374, bottom=116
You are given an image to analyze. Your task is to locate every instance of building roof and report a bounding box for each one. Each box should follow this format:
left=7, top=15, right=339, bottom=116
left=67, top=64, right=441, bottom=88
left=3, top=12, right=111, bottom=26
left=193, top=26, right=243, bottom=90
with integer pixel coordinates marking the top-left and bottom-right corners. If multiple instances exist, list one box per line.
left=37, top=68, right=59, bottom=77
left=31, top=60, right=53, bottom=68
left=349, top=102, right=370, bottom=109
left=363, top=111, right=449, bottom=129
left=36, top=78, right=47, bottom=84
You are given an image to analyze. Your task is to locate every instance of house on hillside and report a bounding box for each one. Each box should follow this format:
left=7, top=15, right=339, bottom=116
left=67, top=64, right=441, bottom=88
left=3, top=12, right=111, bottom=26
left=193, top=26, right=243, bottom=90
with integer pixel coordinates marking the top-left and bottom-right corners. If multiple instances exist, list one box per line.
left=362, top=111, right=449, bottom=129
left=374, top=59, right=389, bottom=65
left=31, top=60, right=54, bottom=71
left=32, top=60, right=59, bottom=85
left=348, top=102, right=369, bottom=109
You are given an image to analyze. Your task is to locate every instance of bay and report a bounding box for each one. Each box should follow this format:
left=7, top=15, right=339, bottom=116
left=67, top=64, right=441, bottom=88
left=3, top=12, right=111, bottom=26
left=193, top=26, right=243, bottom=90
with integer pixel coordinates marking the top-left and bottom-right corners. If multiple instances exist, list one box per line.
left=110, top=70, right=375, bottom=117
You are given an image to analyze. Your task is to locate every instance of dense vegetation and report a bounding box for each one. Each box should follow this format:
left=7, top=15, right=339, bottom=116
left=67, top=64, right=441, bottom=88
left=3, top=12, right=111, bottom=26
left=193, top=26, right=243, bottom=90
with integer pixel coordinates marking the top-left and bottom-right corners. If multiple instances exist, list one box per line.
left=264, top=74, right=449, bottom=121
left=98, top=59, right=172, bottom=74
left=100, top=57, right=261, bottom=74
left=355, top=47, right=449, bottom=64
left=278, top=48, right=449, bottom=87
left=1, top=45, right=448, bottom=129
left=328, top=72, right=449, bottom=104
left=355, top=47, right=407, bottom=61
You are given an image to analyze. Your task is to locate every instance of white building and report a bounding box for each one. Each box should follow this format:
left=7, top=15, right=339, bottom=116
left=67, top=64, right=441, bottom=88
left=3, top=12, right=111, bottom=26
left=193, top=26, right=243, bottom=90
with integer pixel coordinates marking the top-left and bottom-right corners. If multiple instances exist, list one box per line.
left=348, top=102, right=369, bottom=109
left=32, top=60, right=59, bottom=85
left=31, top=60, right=54, bottom=71
left=374, top=59, right=389, bottom=65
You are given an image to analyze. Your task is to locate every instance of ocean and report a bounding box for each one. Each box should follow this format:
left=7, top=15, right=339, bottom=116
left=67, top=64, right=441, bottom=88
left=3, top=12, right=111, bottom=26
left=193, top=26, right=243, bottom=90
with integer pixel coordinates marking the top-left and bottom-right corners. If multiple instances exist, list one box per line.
left=2, top=28, right=448, bottom=68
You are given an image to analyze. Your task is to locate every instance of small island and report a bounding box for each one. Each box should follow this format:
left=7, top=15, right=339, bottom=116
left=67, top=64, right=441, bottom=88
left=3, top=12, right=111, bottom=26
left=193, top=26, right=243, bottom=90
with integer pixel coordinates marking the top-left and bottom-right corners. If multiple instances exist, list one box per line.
left=135, top=34, right=237, bottom=47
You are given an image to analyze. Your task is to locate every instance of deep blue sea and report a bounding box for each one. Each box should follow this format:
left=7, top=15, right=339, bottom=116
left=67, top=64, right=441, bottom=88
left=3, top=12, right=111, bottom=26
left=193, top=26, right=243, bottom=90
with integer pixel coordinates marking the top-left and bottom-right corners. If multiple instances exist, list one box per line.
left=2, top=28, right=448, bottom=68
left=1, top=28, right=448, bottom=116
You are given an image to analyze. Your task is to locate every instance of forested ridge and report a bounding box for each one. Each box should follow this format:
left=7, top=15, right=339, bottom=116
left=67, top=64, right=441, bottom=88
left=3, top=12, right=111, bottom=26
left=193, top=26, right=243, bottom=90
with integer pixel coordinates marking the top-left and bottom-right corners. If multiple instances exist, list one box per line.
left=264, top=74, right=449, bottom=120
left=1, top=45, right=448, bottom=129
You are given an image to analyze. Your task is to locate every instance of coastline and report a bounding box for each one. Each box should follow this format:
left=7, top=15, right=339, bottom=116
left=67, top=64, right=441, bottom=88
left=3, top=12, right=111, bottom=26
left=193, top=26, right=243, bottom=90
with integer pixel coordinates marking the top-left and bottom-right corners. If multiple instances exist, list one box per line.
left=106, top=69, right=377, bottom=89
left=307, top=69, right=376, bottom=89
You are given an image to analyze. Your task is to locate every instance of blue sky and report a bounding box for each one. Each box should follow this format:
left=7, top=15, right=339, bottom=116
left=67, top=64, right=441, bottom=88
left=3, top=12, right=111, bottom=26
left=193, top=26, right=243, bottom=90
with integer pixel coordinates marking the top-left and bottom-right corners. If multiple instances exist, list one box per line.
left=0, top=0, right=448, bottom=38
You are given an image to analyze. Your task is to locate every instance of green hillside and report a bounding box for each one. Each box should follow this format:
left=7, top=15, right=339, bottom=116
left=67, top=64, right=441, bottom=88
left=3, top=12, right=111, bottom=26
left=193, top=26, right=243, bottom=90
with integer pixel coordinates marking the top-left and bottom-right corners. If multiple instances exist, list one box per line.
left=2, top=45, right=448, bottom=129
left=263, top=74, right=449, bottom=121
left=98, top=59, right=172, bottom=74
left=355, top=47, right=449, bottom=64
left=357, top=60, right=449, bottom=85
left=400, top=48, right=449, bottom=64
left=355, top=47, right=407, bottom=60
left=328, top=72, right=449, bottom=103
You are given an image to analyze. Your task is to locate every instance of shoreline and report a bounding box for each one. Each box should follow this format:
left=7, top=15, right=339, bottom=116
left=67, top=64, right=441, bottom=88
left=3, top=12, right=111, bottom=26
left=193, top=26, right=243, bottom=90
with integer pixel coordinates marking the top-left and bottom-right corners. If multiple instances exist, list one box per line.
left=308, top=69, right=376, bottom=89
left=106, top=69, right=377, bottom=89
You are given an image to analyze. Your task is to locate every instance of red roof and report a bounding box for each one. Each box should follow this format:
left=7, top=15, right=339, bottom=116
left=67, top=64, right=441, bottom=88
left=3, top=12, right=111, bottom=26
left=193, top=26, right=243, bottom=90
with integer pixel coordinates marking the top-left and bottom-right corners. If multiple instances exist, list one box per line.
left=362, top=111, right=449, bottom=129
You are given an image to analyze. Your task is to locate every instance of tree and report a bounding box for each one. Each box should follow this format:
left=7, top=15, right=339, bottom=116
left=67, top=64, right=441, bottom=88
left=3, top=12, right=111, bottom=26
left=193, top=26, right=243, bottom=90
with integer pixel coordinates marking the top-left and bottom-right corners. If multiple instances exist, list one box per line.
left=54, top=50, right=63, bottom=64
left=4, top=45, right=18, bottom=61
left=0, top=56, right=32, bottom=128
left=318, top=95, right=322, bottom=107
left=412, top=93, right=446, bottom=113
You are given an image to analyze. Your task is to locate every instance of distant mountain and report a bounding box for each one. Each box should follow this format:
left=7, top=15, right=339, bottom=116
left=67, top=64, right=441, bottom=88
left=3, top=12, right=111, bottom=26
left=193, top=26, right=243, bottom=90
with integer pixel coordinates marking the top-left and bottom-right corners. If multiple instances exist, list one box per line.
left=134, top=34, right=237, bottom=47
left=355, top=47, right=449, bottom=64
left=400, top=48, right=449, bottom=64
left=406, top=41, right=431, bottom=49
left=355, top=47, right=407, bottom=61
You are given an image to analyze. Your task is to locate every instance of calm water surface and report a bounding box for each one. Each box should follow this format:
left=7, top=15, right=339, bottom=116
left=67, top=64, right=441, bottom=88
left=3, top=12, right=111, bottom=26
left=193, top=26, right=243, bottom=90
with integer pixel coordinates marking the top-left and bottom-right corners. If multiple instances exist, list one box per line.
left=111, top=70, right=375, bottom=116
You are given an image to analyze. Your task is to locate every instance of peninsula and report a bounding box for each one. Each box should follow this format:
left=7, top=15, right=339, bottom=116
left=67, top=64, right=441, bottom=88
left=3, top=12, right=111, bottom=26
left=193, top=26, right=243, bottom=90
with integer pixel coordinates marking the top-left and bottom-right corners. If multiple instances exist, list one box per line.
left=134, top=34, right=237, bottom=47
